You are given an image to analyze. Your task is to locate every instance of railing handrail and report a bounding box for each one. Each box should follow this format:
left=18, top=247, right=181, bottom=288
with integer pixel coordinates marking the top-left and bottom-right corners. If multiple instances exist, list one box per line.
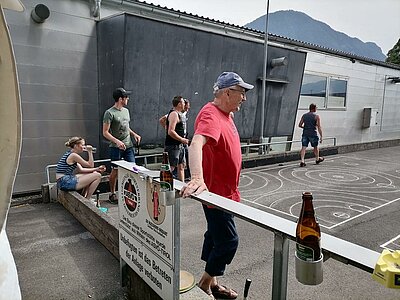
left=119, top=165, right=379, bottom=300
left=240, top=136, right=337, bottom=156
left=240, top=136, right=337, bottom=148
left=173, top=180, right=379, bottom=273
left=45, top=137, right=337, bottom=184
left=171, top=179, right=380, bottom=299
left=44, top=153, right=161, bottom=184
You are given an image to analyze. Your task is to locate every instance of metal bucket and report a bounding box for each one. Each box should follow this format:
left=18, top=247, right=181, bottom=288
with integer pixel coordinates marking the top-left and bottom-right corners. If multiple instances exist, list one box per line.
left=159, top=190, right=176, bottom=206
left=295, top=252, right=323, bottom=285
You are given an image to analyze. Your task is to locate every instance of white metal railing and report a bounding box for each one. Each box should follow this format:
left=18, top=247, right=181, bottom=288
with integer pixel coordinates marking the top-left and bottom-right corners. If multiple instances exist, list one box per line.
left=172, top=179, right=380, bottom=300
left=44, top=154, right=161, bottom=184
left=241, top=136, right=337, bottom=156
left=45, top=137, right=337, bottom=184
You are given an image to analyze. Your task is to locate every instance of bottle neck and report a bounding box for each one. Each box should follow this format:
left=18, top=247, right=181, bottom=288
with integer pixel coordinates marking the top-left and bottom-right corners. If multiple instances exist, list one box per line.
left=162, top=152, right=169, bottom=164
left=301, top=197, right=315, bottom=216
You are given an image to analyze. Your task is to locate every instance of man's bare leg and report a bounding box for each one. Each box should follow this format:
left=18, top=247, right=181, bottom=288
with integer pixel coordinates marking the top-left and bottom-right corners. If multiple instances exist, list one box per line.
left=177, top=164, right=185, bottom=182
left=198, top=272, right=216, bottom=296
left=300, top=147, right=307, bottom=163
left=313, top=146, right=320, bottom=160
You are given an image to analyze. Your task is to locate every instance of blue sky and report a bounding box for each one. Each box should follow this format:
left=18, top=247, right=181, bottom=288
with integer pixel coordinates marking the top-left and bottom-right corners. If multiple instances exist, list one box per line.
left=143, top=0, right=400, bottom=54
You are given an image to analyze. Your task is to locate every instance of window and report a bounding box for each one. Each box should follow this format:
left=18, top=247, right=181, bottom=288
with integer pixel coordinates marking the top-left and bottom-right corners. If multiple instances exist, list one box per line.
left=299, top=74, right=347, bottom=109
left=327, top=78, right=347, bottom=108
left=299, top=74, right=326, bottom=109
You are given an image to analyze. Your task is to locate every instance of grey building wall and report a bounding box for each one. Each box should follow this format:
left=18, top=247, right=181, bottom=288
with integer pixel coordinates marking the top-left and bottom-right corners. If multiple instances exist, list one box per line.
left=7, top=1, right=305, bottom=195
left=5, top=0, right=98, bottom=193
left=97, top=13, right=306, bottom=159
left=253, top=46, right=306, bottom=138
left=7, top=0, right=397, bottom=195
left=291, top=51, right=400, bottom=147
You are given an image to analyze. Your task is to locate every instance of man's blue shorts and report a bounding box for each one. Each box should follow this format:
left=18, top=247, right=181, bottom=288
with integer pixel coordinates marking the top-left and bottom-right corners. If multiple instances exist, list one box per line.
left=110, top=147, right=135, bottom=168
left=57, top=175, right=78, bottom=191
left=302, top=136, right=319, bottom=147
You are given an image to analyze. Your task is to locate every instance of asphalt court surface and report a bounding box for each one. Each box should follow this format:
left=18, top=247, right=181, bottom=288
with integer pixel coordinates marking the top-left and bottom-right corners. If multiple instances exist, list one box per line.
left=239, top=146, right=400, bottom=252
left=8, top=145, right=400, bottom=300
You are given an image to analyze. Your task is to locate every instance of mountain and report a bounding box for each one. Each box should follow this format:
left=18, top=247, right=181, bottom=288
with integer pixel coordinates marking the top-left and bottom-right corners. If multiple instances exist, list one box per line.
left=245, top=10, right=386, bottom=61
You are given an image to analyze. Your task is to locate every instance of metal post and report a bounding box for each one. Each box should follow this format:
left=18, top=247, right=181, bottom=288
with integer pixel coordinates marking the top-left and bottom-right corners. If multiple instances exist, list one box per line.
left=260, top=0, right=270, bottom=147
left=173, top=195, right=181, bottom=299
left=271, top=232, right=289, bottom=300
left=380, top=75, right=388, bottom=131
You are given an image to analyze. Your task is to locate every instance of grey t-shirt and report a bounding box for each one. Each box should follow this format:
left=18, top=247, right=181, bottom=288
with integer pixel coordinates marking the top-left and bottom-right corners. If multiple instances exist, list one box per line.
left=103, top=106, right=133, bottom=148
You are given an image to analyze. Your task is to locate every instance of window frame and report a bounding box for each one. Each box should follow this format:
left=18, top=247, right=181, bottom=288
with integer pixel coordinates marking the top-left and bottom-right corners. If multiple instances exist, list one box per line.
left=299, top=73, right=348, bottom=110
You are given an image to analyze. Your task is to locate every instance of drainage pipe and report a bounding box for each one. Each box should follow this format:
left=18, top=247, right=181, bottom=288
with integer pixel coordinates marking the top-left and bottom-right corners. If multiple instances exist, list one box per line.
left=93, top=0, right=101, bottom=18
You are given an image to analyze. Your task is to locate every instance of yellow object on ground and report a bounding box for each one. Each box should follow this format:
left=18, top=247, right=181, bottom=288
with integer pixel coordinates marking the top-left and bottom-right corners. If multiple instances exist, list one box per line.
left=372, top=249, right=400, bottom=289
left=179, top=270, right=196, bottom=293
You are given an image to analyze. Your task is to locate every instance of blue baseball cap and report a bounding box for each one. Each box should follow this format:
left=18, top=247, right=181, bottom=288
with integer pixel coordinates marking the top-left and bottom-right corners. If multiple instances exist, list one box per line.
left=214, top=72, right=254, bottom=91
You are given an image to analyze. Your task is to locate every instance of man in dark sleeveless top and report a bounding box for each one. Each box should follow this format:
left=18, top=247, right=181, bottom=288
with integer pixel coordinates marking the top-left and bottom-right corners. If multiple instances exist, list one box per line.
left=298, top=103, right=324, bottom=167
left=164, top=96, right=189, bottom=181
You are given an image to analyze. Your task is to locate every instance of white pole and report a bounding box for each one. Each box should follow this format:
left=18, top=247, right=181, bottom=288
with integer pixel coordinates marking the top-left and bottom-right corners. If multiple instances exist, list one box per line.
left=260, top=0, right=270, bottom=147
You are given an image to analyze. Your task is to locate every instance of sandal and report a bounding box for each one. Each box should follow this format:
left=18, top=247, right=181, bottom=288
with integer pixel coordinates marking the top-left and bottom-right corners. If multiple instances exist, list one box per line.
left=211, top=284, right=238, bottom=299
left=316, top=157, right=325, bottom=164
left=197, top=284, right=215, bottom=299
left=108, top=193, right=118, bottom=204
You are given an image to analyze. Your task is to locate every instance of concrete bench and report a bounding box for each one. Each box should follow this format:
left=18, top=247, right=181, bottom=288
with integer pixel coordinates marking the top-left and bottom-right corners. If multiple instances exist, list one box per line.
left=41, top=174, right=110, bottom=203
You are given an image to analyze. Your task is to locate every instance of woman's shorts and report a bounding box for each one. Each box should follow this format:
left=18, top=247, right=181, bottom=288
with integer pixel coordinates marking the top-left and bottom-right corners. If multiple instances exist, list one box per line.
left=57, top=175, right=78, bottom=191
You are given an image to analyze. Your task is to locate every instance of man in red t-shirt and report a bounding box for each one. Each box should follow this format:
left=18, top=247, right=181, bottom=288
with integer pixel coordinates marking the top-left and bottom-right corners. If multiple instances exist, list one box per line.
left=181, top=71, right=253, bottom=299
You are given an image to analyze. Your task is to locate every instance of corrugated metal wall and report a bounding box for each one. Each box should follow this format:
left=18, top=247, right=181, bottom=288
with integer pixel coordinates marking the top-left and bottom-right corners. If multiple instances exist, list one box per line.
left=6, top=0, right=98, bottom=193
left=97, top=13, right=306, bottom=159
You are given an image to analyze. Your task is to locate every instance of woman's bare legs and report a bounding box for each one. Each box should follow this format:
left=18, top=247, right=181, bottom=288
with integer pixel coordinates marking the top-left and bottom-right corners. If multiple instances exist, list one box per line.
left=75, top=172, right=102, bottom=199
